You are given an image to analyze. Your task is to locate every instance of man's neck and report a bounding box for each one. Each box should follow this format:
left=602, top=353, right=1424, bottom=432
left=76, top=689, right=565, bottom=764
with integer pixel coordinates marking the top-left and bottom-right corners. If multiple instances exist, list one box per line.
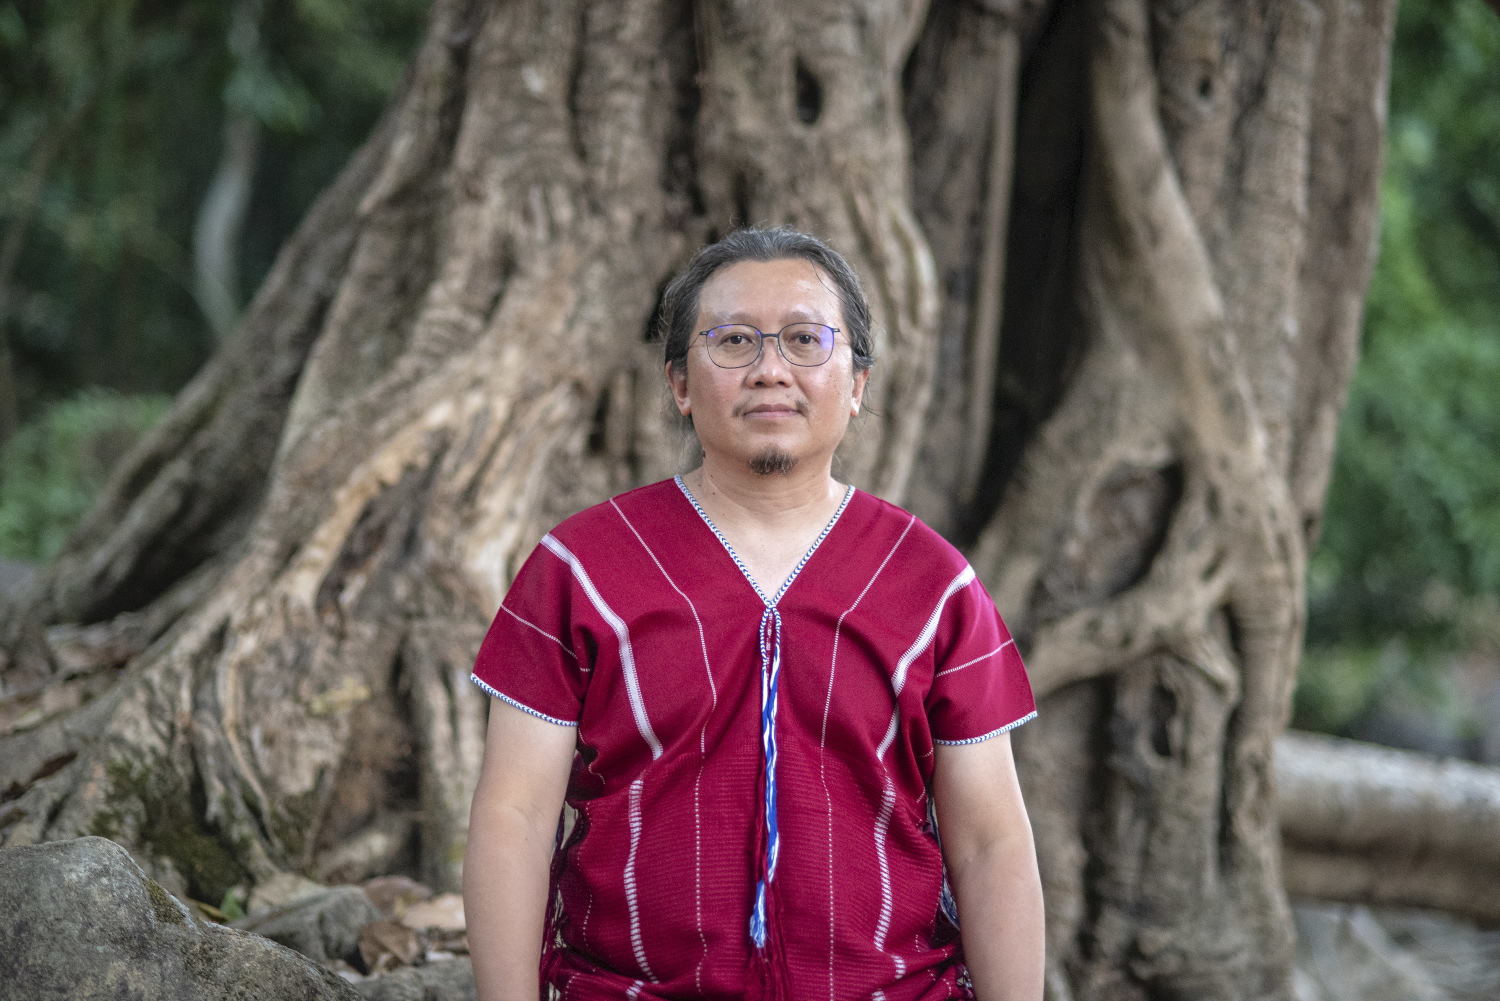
left=684, top=454, right=845, bottom=529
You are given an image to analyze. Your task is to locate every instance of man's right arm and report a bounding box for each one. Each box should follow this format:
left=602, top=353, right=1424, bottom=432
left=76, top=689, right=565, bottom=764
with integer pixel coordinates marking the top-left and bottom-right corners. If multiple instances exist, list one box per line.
left=464, top=700, right=577, bottom=1001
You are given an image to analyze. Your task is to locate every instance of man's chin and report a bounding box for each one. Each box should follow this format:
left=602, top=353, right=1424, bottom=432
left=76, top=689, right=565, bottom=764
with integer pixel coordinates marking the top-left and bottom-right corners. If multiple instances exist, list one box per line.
left=748, top=449, right=797, bottom=476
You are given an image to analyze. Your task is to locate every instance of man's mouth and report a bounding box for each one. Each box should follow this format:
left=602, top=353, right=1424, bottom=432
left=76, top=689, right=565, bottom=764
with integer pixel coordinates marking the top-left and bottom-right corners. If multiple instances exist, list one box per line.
left=741, top=402, right=805, bottom=417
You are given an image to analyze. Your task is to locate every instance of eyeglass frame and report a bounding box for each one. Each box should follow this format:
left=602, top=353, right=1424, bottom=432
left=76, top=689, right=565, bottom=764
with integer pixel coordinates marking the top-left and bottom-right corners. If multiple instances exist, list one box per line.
left=695, top=322, right=843, bottom=369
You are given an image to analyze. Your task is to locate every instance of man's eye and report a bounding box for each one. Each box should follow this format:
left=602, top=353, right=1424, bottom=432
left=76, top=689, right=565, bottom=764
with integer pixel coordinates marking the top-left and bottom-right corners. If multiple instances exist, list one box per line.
left=789, top=333, right=819, bottom=346
left=721, top=332, right=752, bottom=346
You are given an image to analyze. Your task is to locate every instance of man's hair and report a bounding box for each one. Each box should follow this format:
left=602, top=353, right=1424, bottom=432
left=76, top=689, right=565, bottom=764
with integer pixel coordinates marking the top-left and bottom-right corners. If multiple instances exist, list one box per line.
left=658, top=226, right=876, bottom=375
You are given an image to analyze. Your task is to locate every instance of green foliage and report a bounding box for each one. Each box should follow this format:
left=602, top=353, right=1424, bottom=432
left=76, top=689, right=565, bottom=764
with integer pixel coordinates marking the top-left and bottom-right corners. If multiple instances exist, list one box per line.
left=218, top=886, right=247, bottom=922
left=0, top=390, right=170, bottom=562
left=0, top=0, right=427, bottom=413
left=1297, top=0, right=1500, bottom=735
left=1309, top=319, right=1500, bottom=644
left=1296, top=645, right=1415, bottom=736
left=1371, top=0, right=1500, bottom=334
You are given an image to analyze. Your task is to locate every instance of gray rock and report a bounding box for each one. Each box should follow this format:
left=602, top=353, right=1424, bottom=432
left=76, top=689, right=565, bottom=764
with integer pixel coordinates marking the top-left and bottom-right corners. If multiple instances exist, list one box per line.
left=1294, top=902, right=1446, bottom=1001
left=247, top=870, right=332, bottom=914
left=0, top=557, right=36, bottom=599
left=234, top=885, right=383, bottom=965
left=1294, top=899, right=1500, bottom=1001
left=0, top=836, right=361, bottom=1001
left=354, top=958, right=475, bottom=1001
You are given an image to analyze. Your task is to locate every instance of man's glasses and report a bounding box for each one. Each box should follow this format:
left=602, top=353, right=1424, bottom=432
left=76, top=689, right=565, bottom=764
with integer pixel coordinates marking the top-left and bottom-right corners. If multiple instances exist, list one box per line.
left=697, top=323, right=840, bottom=369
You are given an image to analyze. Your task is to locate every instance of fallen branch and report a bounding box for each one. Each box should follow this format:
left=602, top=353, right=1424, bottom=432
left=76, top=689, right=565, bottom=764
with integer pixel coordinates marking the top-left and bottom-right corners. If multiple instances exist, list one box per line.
left=1277, top=730, right=1500, bottom=923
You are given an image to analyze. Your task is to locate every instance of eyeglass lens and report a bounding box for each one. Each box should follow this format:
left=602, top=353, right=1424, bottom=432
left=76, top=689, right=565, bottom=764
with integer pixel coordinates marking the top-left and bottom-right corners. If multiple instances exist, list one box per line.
left=703, top=324, right=835, bottom=368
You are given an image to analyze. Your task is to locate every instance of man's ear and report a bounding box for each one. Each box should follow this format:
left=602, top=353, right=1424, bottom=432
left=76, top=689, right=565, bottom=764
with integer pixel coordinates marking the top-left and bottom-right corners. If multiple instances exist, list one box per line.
left=850, top=367, right=869, bottom=416
left=666, top=361, right=690, bottom=416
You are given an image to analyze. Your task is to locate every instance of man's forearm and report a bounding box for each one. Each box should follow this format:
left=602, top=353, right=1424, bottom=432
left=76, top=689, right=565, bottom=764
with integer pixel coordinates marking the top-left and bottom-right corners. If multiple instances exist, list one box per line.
left=950, top=836, right=1045, bottom=1001
left=464, top=803, right=559, bottom=1001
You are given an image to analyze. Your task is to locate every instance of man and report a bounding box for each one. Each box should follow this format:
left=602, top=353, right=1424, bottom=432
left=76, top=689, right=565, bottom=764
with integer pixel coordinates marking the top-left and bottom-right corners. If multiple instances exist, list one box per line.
left=464, top=227, right=1043, bottom=1001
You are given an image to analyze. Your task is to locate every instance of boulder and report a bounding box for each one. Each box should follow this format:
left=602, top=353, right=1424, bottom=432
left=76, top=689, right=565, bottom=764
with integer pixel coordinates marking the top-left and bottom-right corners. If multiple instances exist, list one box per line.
left=1293, top=899, right=1500, bottom=1001
left=247, top=870, right=332, bottom=914
left=0, top=836, right=361, bottom=1001
left=234, top=885, right=383, bottom=965
left=354, top=958, right=475, bottom=1001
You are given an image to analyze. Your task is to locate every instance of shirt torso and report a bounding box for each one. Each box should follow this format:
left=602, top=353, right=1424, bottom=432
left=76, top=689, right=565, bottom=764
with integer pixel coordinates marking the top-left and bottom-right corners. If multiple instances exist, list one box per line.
left=471, top=479, right=1036, bottom=1001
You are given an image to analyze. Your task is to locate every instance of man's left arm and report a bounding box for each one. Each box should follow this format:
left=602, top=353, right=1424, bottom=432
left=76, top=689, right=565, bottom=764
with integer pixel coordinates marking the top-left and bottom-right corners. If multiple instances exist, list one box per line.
left=932, top=732, right=1045, bottom=1001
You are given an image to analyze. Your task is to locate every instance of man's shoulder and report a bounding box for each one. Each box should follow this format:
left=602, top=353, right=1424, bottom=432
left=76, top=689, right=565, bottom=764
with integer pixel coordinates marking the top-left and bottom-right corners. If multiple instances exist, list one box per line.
left=847, top=489, right=970, bottom=572
left=545, top=478, right=683, bottom=547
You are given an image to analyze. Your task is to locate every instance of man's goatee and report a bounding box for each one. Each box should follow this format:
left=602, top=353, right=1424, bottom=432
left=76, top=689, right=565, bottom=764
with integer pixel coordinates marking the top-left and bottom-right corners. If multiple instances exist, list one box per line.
left=749, top=449, right=796, bottom=476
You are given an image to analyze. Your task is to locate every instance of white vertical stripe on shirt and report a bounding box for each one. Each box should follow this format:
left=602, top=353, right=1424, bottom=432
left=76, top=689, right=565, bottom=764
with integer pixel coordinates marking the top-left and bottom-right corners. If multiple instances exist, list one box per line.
left=821, top=515, right=915, bottom=1001
left=540, top=532, right=662, bottom=760
left=610, top=499, right=716, bottom=994
left=871, top=564, right=979, bottom=977
left=625, top=776, right=657, bottom=982
left=871, top=778, right=898, bottom=959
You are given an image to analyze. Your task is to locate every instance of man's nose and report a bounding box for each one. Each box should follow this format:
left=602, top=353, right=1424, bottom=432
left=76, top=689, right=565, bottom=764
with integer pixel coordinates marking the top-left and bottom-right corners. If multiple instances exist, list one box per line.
left=747, top=337, right=794, bottom=383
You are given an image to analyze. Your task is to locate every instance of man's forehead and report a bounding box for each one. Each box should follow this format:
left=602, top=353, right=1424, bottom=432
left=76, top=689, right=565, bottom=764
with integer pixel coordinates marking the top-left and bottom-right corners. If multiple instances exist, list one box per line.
left=697, top=261, right=841, bottom=319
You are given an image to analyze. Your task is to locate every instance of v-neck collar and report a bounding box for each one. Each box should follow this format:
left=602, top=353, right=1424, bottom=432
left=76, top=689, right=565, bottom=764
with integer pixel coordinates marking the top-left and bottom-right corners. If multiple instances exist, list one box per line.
left=673, top=474, right=855, bottom=607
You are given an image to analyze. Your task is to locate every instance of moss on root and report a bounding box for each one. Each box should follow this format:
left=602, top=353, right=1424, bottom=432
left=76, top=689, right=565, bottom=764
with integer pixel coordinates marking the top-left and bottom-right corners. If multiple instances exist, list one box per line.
left=91, top=759, right=250, bottom=901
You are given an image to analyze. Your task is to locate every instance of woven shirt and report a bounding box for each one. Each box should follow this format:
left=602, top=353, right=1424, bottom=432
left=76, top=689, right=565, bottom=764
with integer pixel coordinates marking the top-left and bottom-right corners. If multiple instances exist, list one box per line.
left=470, top=477, right=1037, bottom=1001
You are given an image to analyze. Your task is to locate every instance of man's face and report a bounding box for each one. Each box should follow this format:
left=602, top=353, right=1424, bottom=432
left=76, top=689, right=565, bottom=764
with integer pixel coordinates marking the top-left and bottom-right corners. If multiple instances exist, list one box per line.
left=667, top=257, right=868, bottom=477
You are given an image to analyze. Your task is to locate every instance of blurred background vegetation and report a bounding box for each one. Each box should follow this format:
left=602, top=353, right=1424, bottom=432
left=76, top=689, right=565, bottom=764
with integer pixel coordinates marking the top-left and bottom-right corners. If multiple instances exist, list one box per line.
left=1298, top=0, right=1500, bottom=757
left=1, top=0, right=1496, bottom=754
left=0, top=0, right=427, bottom=555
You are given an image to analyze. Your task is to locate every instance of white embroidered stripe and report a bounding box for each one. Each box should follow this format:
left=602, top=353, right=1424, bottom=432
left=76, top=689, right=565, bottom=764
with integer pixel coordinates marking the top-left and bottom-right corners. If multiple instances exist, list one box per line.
left=497, top=602, right=578, bottom=660
left=932, top=709, right=1038, bottom=745
left=877, top=566, right=977, bottom=760
left=871, top=564, right=980, bottom=973
left=609, top=499, right=717, bottom=989
left=821, top=514, right=916, bottom=745
left=610, top=500, right=718, bottom=709
left=933, top=637, right=1014, bottom=679
left=468, top=675, right=578, bottom=726
left=892, top=565, right=976, bottom=697
left=624, top=777, right=657, bottom=982
left=541, top=533, right=662, bottom=760
left=871, top=779, right=898, bottom=957
left=820, top=514, right=915, bottom=1001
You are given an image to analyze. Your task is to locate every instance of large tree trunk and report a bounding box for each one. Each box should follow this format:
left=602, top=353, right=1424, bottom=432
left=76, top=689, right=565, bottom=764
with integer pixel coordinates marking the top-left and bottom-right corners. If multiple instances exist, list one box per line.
left=0, top=0, right=1392, bottom=997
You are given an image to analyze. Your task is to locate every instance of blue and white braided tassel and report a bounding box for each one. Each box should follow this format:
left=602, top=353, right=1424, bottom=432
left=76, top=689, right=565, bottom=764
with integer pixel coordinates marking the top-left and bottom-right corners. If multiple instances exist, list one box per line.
left=750, top=606, right=783, bottom=948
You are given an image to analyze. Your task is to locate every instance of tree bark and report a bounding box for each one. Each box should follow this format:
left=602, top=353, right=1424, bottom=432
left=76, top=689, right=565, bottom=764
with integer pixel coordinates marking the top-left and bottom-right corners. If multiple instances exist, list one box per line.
left=0, top=0, right=1394, bottom=996
left=1277, top=731, right=1500, bottom=924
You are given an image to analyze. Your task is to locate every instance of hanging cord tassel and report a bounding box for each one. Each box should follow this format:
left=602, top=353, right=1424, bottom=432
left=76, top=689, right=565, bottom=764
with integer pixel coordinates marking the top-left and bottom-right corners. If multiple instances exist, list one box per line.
left=540, top=809, right=570, bottom=987
left=929, top=796, right=961, bottom=928
left=750, top=607, right=784, bottom=949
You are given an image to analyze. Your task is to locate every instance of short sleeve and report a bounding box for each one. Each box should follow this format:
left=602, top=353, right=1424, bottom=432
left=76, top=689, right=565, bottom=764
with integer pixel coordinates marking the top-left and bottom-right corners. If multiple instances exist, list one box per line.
left=924, top=574, right=1036, bottom=744
left=470, top=542, right=588, bottom=726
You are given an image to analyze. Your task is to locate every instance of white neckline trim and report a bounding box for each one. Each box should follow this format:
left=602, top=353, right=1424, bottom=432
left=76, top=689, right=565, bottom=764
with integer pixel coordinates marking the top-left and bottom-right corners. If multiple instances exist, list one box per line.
left=673, top=474, right=854, bottom=607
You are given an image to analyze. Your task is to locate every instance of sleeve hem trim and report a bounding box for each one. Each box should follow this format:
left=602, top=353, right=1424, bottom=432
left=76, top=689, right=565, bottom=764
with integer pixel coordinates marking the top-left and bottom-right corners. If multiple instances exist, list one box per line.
left=933, top=710, right=1037, bottom=745
left=469, top=674, right=579, bottom=726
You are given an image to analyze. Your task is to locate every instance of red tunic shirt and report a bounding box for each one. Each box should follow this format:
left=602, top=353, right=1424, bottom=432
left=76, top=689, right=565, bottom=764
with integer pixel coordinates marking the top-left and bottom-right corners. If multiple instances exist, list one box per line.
left=471, top=478, right=1036, bottom=1001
